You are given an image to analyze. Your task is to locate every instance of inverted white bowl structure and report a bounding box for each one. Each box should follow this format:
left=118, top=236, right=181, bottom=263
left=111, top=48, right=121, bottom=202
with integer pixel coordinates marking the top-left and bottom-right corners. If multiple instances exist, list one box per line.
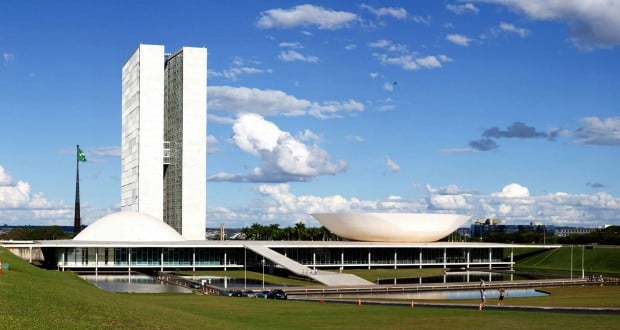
left=311, top=213, right=471, bottom=243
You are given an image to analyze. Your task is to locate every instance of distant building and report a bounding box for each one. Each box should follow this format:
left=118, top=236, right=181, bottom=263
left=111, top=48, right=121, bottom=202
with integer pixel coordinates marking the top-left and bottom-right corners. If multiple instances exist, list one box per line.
left=554, top=227, right=597, bottom=237
left=121, top=44, right=207, bottom=240
left=470, top=218, right=555, bottom=238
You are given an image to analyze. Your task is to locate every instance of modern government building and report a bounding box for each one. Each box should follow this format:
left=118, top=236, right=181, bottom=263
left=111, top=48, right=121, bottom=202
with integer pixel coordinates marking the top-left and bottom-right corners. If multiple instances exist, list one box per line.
left=3, top=45, right=559, bottom=287
left=121, top=44, right=206, bottom=240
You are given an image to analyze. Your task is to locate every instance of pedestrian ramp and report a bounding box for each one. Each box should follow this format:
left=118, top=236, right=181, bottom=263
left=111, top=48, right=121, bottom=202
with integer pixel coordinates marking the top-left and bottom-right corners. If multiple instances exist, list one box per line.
left=244, top=243, right=373, bottom=287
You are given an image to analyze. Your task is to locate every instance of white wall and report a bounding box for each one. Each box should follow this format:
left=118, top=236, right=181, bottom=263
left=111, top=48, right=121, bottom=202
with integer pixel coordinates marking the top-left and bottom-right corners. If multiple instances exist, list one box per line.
left=180, top=47, right=207, bottom=240
left=121, top=44, right=164, bottom=221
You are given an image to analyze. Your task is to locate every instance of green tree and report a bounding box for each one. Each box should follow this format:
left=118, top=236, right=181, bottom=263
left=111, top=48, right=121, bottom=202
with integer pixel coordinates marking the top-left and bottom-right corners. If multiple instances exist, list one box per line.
left=294, top=222, right=307, bottom=240
left=0, top=226, right=72, bottom=240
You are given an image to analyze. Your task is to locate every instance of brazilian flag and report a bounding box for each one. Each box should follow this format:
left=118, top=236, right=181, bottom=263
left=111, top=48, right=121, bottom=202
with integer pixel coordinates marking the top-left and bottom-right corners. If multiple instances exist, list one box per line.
left=77, top=147, right=87, bottom=162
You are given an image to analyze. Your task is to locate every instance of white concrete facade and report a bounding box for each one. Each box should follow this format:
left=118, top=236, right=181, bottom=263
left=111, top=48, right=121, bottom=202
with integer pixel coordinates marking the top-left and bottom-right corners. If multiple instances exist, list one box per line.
left=179, top=47, right=207, bottom=240
left=121, top=44, right=207, bottom=240
left=121, top=45, right=165, bottom=220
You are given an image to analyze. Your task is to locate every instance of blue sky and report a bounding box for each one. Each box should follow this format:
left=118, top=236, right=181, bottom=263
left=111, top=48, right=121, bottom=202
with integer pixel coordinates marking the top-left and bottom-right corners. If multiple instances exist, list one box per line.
left=1, top=1, right=619, bottom=229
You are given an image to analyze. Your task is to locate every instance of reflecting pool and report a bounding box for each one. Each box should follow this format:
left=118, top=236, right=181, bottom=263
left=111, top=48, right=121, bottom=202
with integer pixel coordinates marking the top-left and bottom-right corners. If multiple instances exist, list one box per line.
left=375, top=270, right=558, bottom=285
left=81, top=274, right=192, bottom=293
left=183, top=276, right=280, bottom=288
left=302, top=288, right=548, bottom=300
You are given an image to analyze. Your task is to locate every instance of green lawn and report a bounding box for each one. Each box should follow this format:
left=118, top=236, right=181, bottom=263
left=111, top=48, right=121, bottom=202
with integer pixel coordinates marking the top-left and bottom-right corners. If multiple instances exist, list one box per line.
left=1, top=246, right=620, bottom=329
left=178, top=269, right=316, bottom=286
left=343, top=267, right=446, bottom=282
left=515, top=245, right=620, bottom=276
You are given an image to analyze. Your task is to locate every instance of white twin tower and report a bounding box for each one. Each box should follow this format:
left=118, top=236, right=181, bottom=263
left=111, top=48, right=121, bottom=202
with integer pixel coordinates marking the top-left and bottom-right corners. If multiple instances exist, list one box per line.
left=120, top=44, right=207, bottom=240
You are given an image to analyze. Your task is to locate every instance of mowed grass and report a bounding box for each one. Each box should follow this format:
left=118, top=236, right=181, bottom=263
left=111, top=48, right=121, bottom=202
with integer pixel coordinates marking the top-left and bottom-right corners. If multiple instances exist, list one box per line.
left=178, top=269, right=316, bottom=286
left=1, top=247, right=620, bottom=329
left=516, top=246, right=620, bottom=275
left=344, top=267, right=446, bottom=282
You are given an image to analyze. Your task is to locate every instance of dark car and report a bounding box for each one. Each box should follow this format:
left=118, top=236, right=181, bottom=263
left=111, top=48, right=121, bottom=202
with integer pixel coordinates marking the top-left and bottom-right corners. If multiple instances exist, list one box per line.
left=255, top=290, right=270, bottom=299
left=241, top=290, right=257, bottom=298
left=267, top=289, right=287, bottom=300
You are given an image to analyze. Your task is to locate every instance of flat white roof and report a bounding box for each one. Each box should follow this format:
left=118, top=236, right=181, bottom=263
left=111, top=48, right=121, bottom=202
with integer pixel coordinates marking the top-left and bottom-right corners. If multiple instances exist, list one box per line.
left=3, top=240, right=561, bottom=249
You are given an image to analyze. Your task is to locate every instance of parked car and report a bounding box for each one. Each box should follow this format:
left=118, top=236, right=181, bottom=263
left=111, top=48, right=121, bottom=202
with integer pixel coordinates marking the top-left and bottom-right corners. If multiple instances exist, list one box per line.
left=242, top=290, right=257, bottom=298
left=255, top=290, right=270, bottom=299
left=267, top=289, right=287, bottom=300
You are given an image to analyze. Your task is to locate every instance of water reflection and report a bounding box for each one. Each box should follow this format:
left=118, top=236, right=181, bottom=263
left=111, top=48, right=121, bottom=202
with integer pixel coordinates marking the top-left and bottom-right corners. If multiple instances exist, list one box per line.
left=375, top=270, right=553, bottom=285
left=183, top=276, right=280, bottom=288
left=81, top=274, right=192, bottom=293
left=307, top=288, right=548, bottom=300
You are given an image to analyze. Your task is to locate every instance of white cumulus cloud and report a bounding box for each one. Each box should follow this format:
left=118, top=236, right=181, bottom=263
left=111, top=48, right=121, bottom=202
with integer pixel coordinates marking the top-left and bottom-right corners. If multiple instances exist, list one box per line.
left=207, top=86, right=363, bottom=119
left=499, top=22, right=530, bottom=38
left=447, top=3, right=480, bottom=15
left=416, top=56, right=442, bottom=69
left=477, top=0, right=620, bottom=50
left=0, top=165, right=64, bottom=212
left=494, top=183, right=530, bottom=198
left=360, top=4, right=408, bottom=20
left=428, top=194, right=471, bottom=210
left=208, top=114, right=347, bottom=183
left=206, top=182, right=620, bottom=227
left=256, top=4, right=358, bottom=30
left=446, top=34, right=473, bottom=46
left=386, top=156, right=400, bottom=172
left=278, top=50, right=319, bottom=63
left=572, top=116, right=620, bottom=146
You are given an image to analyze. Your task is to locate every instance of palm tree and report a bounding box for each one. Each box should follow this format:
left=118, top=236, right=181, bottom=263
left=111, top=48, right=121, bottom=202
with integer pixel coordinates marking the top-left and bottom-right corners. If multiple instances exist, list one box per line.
left=294, top=222, right=307, bottom=240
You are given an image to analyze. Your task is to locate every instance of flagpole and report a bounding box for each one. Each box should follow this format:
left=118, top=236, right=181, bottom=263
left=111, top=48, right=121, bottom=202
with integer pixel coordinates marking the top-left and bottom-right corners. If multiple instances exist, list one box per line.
left=74, top=144, right=81, bottom=234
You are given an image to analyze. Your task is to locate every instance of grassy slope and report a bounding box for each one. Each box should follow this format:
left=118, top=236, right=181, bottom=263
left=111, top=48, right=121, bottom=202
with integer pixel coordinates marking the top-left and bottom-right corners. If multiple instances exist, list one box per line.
left=515, top=246, right=620, bottom=275
left=1, top=246, right=620, bottom=329
left=344, top=267, right=445, bottom=281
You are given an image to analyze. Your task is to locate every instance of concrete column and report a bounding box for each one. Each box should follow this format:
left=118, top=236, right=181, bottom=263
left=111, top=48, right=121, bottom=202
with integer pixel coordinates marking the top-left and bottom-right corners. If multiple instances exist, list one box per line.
left=192, top=248, right=196, bottom=271
left=95, top=248, right=98, bottom=277
left=224, top=252, right=227, bottom=271
left=341, top=251, right=344, bottom=270
left=61, top=251, right=65, bottom=271
left=510, top=247, right=514, bottom=271
left=161, top=250, right=164, bottom=272
left=29, top=246, right=33, bottom=263
left=128, top=248, right=132, bottom=277
left=488, top=248, right=492, bottom=270
left=313, top=252, right=316, bottom=270
left=466, top=250, right=470, bottom=269
left=368, top=251, right=371, bottom=270
left=419, top=250, right=423, bottom=269
left=443, top=248, right=447, bottom=269
left=394, top=251, right=397, bottom=269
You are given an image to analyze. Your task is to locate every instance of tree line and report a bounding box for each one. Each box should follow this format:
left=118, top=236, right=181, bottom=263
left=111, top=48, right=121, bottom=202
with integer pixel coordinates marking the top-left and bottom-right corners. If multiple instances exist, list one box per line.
left=239, top=222, right=340, bottom=241
left=0, top=226, right=73, bottom=240
left=480, top=226, right=620, bottom=245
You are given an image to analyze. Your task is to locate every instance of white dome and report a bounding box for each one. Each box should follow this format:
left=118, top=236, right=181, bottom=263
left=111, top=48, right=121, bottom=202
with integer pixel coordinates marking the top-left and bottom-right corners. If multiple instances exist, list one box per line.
left=311, top=213, right=470, bottom=243
left=74, top=211, right=185, bottom=241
